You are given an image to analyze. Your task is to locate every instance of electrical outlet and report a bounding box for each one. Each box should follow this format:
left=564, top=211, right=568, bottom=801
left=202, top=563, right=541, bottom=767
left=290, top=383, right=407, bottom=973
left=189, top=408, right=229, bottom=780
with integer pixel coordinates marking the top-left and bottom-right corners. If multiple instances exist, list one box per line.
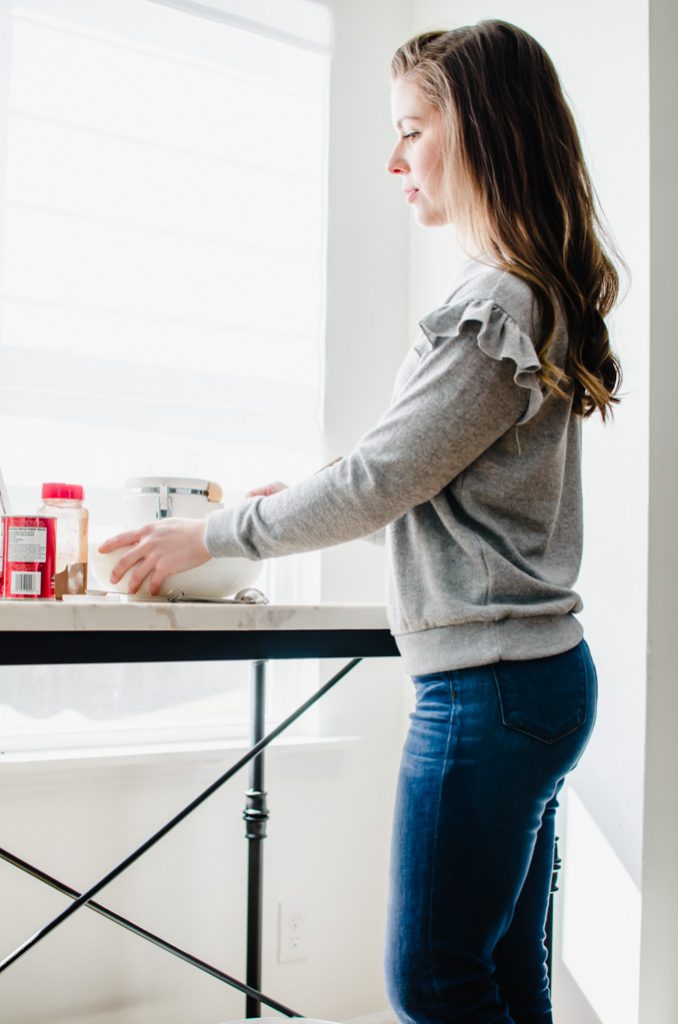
left=278, top=899, right=308, bottom=963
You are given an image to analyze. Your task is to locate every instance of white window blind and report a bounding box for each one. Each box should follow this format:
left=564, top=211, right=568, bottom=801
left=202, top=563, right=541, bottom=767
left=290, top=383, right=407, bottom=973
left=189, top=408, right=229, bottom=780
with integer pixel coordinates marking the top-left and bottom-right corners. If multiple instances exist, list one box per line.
left=0, top=0, right=331, bottom=755
left=0, top=0, right=330, bottom=497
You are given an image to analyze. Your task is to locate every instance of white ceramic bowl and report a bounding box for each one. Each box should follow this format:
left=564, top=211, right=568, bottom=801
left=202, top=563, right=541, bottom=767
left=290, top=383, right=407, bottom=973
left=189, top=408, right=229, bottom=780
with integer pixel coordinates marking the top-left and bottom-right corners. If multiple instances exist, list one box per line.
left=88, top=543, right=261, bottom=601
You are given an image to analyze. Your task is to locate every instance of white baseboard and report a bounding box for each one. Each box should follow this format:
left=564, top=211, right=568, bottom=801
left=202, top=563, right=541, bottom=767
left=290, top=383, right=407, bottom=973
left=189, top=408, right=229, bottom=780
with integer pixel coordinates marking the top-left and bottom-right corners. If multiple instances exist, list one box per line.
left=43, top=1004, right=398, bottom=1024
left=345, top=1011, right=398, bottom=1024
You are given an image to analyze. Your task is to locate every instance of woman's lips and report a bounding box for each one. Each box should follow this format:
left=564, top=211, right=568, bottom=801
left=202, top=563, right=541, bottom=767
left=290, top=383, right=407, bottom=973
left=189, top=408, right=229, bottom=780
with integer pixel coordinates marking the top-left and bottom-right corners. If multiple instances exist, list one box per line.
left=405, top=189, right=419, bottom=204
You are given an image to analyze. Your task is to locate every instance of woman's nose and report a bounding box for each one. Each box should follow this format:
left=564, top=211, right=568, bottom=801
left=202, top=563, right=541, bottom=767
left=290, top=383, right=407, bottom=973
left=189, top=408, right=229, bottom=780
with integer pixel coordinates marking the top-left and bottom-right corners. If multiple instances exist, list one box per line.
left=386, top=145, right=408, bottom=175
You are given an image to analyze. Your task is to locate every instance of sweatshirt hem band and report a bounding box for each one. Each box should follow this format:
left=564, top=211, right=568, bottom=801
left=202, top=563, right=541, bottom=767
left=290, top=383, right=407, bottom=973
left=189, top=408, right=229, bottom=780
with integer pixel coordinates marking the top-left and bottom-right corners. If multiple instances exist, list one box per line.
left=394, top=613, right=584, bottom=675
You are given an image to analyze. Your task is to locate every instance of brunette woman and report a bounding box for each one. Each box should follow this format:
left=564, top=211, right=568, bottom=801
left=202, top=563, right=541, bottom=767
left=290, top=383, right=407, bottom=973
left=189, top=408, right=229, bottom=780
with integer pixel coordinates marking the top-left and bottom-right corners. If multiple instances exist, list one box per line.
left=102, top=21, right=622, bottom=1022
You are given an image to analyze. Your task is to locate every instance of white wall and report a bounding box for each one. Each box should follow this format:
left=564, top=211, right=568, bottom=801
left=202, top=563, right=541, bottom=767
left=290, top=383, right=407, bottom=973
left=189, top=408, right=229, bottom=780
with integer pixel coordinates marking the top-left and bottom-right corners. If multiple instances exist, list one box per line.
left=638, top=0, right=678, bottom=1019
left=321, top=0, right=412, bottom=603
left=0, top=723, right=404, bottom=1024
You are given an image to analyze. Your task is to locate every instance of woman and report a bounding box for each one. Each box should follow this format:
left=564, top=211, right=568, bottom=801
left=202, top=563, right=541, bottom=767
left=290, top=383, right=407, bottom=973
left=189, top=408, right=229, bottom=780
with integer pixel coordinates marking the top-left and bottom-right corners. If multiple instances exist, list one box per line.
left=101, top=20, right=621, bottom=1023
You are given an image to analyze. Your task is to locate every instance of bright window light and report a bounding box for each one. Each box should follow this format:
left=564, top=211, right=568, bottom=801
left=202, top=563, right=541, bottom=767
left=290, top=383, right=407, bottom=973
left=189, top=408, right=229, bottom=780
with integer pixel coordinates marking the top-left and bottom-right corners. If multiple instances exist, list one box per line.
left=0, top=0, right=331, bottom=754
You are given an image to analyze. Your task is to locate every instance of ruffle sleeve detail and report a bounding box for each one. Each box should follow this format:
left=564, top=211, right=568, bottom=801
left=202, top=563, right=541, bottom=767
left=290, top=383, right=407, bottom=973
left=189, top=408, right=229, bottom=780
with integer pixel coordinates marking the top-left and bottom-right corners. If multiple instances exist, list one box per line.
left=419, top=298, right=545, bottom=425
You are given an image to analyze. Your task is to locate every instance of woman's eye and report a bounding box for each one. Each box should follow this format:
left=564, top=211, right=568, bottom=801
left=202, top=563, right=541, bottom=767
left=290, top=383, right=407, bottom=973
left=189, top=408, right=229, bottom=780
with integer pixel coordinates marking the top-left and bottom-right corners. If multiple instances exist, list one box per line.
left=403, top=131, right=420, bottom=141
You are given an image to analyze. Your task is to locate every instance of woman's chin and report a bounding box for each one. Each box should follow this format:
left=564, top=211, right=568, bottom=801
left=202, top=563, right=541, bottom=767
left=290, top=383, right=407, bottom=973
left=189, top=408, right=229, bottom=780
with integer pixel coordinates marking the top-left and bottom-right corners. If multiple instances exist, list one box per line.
left=413, top=204, right=450, bottom=228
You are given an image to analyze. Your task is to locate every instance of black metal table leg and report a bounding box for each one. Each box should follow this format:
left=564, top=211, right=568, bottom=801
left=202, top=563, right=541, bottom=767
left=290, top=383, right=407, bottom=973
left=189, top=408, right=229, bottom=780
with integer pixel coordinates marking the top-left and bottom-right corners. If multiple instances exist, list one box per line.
left=0, top=657, right=363, bottom=988
left=0, top=846, right=300, bottom=1016
left=244, top=660, right=269, bottom=1017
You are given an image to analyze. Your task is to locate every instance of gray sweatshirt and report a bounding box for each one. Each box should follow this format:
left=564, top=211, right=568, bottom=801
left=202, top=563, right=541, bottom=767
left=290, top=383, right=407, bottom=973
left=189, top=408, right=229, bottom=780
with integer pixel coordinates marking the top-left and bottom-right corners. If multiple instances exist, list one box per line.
left=205, top=258, right=584, bottom=674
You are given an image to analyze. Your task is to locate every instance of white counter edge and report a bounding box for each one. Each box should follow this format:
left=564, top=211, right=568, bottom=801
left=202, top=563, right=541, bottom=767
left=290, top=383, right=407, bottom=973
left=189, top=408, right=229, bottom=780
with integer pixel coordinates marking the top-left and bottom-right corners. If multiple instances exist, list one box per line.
left=0, top=598, right=391, bottom=632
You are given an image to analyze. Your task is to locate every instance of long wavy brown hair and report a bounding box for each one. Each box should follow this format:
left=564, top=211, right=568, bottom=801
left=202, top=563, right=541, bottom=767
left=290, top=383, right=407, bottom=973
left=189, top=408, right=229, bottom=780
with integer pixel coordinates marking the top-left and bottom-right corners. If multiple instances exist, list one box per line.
left=391, top=21, right=623, bottom=419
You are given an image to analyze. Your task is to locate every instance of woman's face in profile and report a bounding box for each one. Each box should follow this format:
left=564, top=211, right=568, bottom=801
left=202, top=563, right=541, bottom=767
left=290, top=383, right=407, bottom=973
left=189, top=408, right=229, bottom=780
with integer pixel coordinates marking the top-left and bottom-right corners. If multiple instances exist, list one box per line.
left=387, top=76, right=450, bottom=228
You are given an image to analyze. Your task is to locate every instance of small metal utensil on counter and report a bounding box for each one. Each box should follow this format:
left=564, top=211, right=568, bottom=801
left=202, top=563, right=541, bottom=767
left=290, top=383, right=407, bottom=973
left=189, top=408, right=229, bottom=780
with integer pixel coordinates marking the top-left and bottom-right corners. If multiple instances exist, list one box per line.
left=166, top=587, right=269, bottom=605
left=233, top=588, right=269, bottom=605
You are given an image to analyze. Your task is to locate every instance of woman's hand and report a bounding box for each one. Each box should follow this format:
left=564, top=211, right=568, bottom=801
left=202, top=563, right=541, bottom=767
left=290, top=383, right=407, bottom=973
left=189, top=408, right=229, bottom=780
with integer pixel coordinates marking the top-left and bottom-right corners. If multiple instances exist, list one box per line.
left=245, top=481, right=288, bottom=498
left=98, top=518, right=212, bottom=596
left=244, top=461, right=340, bottom=499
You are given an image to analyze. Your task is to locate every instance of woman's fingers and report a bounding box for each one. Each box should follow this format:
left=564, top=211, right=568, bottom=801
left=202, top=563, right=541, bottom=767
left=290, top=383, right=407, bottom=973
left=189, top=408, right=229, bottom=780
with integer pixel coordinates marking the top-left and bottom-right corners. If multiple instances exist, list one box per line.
left=110, top=542, right=148, bottom=584
left=245, top=481, right=288, bottom=498
left=149, top=569, right=165, bottom=597
left=126, top=561, right=155, bottom=595
left=103, top=519, right=210, bottom=592
left=112, top=550, right=166, bottom=595
left=98, top=528, right=146, bottom=553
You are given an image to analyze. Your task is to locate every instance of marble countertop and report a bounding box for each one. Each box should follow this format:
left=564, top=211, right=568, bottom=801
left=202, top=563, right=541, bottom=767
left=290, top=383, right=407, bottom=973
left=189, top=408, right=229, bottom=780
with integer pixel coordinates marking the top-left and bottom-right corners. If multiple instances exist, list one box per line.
left=0, top=595, right=390, bottom=632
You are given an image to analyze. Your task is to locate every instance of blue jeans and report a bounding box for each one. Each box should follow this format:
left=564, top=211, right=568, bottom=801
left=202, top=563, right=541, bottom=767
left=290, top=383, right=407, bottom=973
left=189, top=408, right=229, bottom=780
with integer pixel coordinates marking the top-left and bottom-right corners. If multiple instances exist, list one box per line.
left=385, top=640, right=597, bottom=1024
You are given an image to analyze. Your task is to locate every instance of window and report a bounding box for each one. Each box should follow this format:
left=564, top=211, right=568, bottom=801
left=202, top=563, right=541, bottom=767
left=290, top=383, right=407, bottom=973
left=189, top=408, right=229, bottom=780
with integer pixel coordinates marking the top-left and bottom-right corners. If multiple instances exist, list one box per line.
left=0, top=0, right=331, bottom=754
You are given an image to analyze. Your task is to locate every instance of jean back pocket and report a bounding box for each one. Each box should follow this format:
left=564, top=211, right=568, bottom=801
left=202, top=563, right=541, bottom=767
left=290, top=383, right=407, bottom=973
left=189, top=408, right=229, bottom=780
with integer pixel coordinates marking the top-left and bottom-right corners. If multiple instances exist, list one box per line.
left=492, top=643, right=589, bottom=744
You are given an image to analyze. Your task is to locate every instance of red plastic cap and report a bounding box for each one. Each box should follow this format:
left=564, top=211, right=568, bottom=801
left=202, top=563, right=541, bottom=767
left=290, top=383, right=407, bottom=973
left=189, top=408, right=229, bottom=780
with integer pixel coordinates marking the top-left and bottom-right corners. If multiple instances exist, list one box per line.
left=41, top=482, right=84, bottom=500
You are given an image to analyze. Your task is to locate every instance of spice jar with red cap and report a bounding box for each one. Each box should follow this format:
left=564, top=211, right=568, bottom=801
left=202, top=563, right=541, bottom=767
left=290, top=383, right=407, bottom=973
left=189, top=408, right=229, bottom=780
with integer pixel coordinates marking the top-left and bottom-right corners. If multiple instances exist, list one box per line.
left=37, top=483, right=89, bottom=599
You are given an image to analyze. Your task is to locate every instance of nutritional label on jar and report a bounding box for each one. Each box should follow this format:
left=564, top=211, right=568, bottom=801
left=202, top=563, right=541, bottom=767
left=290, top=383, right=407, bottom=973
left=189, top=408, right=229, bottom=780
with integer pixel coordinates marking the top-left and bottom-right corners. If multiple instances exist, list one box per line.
left=7, top=526, right=48, bottom=563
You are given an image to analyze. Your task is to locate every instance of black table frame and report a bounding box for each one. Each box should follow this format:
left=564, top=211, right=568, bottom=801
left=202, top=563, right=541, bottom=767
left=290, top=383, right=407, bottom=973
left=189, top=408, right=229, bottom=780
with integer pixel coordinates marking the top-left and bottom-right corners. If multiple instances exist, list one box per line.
left=0, top=625, right=561, bottom=1017
left=0, top=626, right=397, bottom=1018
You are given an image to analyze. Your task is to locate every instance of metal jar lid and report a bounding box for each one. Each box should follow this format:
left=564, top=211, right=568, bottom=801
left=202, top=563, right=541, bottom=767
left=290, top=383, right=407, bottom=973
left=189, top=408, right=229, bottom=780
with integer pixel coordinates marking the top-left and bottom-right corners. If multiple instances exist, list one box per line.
left=124, top=477, right=223, bottom=520
left=125, top=476, right=210, bottom=496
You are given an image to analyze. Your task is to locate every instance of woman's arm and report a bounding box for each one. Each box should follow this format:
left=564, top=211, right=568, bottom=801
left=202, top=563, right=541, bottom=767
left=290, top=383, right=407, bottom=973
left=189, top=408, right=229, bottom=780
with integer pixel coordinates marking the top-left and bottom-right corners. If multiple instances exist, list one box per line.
left=101, top=310, right=530, bottom=591
left=205, top=320, right=528, bottom=559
